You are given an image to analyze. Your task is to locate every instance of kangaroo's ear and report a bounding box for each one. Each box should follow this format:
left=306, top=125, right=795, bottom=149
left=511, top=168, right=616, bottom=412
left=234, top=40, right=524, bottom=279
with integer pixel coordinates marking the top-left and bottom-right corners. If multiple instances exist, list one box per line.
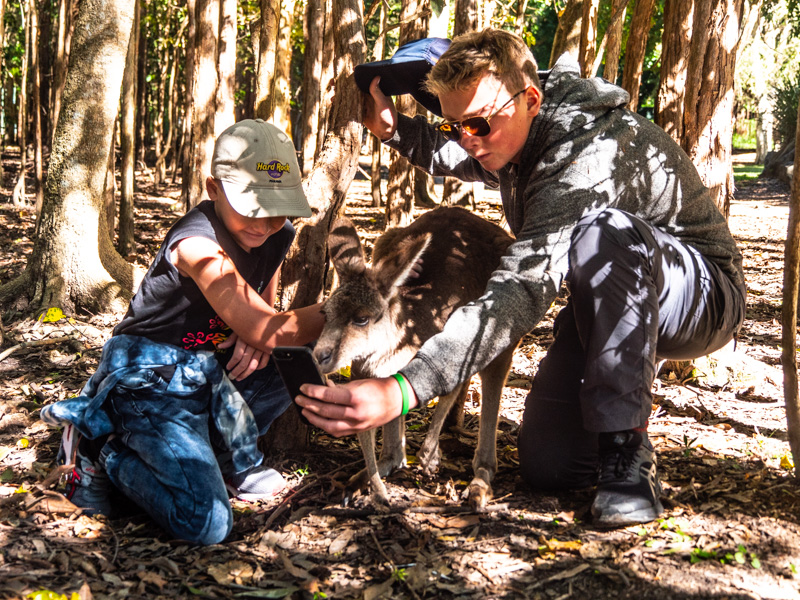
left=328, top=218, right=366, bottom=279
left=373, top=232, right=431, bottom=295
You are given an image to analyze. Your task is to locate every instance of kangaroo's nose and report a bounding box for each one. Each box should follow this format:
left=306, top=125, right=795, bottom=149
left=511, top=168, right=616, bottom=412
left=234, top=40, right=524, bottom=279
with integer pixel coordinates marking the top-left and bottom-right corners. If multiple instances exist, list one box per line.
left=314, top=348, right=332, bottom=368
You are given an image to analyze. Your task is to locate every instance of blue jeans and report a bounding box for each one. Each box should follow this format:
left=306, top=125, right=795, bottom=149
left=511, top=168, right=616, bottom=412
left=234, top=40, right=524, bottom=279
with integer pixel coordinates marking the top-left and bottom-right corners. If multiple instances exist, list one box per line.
left=103, top=361, right=291, bottom=545
left=518, top=209, right=745, bottom=490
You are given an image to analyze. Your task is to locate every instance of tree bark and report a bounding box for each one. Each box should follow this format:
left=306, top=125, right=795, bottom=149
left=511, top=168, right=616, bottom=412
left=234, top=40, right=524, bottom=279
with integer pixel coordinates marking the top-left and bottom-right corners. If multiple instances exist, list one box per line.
left=385, top=0, right=427, bottom=228
left=300, top=0, right=324, bottom=174
left=270, top=0, right=297, bottom=134
left=156, top=16, right=186, bottom=186
left=620, top=0, right=657, bottom=111
left=180, top=0, right=197, bottom=207
left=51, top=0, right=75, bottom=148
left=578, top=0, right=599, bottom=77
left=442, top=0, right=479, bottom=209
left=782, top=99, right=800, bottom=479
left=153, top=4, right=175, bottom=185
left=0, top=0, right=139, bottom=316
left=655, top=0, right=693, bottom=143
left=37, top=0, right=53, bottom=148
left=255, top=0, right=280, bottom=120
left=215, top=0, right=237, bottom=136
left=550, top=0, right=583, bottom=67
left=267, top=0, right=366, bottom=451
left=369, top=0, right=388, bottom=207
left=119, top=0, right=139, bottom=258
left=31, top=0, right=43, bottom=211
left=600, top=0, right=628, bottom=83
left=188, top=0, right=219, bottom=207
left=316, top=0, right=335, bottom=156
left=13, top=0, right=30, bottom=207
left=0, top=0, right=6, bottom=186
left=681, top=0, right=743, bottom=217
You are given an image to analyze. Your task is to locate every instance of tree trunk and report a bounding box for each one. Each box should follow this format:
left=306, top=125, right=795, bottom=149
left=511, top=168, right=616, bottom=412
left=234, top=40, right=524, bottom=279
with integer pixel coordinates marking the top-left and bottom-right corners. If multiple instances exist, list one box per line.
left=620, top=0, right=657, bottom=112
left=655, top=0, right=693, bottom=143
left=13, top=0, right=30, bottom=207
left=681, top=0, right=743, bottom=217
left=51, top=0, right=75, bottom=147
left=550, top=0, right=583, bottom=67
left=135, top=3, right=148, bottom=166
left=578, top=0, right=599, bottom=77
left=600, top=0, right=628, bottom=83
left=0, top=0, right=139, bottom=316
left=255, top=0, right=280, bottom=120
left=153, top=4, right=175, bottom=185
left=119, top=0, right=138, bottom=258
left=386, top=0, right=427, bottom=228
left=369, top=0, right=388, bottom=207
left=442, top=0, right=479, bottom=209
left=300, top=0, right=324, bottom=174
left=316, top=0, right=335, bottom=156
left=0, top=0, right=6, bottom=186
left=180, top=0, right=197, bottom=207
left=782, top=99, right=800, bottom=479
left=104, top=118, right=117, bottom=237
left=188, top=0, right=219, bottom=207
left=37, top=0, right=53, bottom=148
left=515, top=0, right=530, bottom=35
left=269, top=0, right=296, bottom=134
left=30, top=0, right=43, bottom=211
left=215, top=0, right=237, bottom=136
left=267, top=0, right=366, bottom=451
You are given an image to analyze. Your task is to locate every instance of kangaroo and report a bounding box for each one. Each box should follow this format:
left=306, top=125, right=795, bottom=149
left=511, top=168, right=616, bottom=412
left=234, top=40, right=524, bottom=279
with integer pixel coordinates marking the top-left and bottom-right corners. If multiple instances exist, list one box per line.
left=313, top=206, right=518, bottom=509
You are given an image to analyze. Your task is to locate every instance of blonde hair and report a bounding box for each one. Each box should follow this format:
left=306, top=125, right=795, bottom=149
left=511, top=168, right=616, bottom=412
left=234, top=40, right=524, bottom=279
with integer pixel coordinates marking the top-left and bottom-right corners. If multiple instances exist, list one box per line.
left=424, top=28, right=541, bottom=96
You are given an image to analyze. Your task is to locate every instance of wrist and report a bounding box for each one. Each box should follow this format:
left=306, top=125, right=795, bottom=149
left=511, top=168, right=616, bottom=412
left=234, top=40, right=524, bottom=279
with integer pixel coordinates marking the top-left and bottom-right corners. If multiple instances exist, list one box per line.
left=390, top=373, right=417, bottom=416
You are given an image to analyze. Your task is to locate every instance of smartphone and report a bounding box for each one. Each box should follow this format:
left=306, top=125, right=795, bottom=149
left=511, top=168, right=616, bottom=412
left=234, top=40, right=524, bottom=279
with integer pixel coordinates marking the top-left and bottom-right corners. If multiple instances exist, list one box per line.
left=273, top=346, right=327, bottom=402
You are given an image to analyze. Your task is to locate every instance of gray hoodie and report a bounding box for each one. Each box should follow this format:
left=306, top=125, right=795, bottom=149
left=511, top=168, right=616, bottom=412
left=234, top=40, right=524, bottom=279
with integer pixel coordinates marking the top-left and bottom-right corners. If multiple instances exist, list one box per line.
left=390, top=54, right=745, bottom=403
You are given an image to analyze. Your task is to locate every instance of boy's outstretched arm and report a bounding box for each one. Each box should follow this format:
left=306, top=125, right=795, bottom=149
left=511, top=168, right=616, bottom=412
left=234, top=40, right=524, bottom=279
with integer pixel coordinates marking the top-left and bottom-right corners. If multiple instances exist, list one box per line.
left=172, top=236, right=325, bottom=356
left=363, top=77, right=399, bottom=141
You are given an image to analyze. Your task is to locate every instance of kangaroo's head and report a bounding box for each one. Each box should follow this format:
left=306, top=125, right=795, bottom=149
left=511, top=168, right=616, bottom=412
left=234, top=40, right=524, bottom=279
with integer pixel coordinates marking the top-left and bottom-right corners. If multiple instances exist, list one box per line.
left=314, top=217, right=431, bottom=375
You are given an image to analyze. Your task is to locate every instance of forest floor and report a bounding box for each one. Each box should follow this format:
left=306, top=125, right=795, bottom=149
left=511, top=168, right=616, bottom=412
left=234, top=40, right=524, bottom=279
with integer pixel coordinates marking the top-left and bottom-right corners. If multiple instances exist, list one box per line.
left=0, top=150, right=799, bottom=599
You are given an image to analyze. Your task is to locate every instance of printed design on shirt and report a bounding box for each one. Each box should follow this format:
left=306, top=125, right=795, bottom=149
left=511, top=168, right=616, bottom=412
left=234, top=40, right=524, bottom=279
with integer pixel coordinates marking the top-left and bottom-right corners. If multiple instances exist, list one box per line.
left=182, top=315, right=231, bottom=350
left=256, top=160, right=289, bottom=180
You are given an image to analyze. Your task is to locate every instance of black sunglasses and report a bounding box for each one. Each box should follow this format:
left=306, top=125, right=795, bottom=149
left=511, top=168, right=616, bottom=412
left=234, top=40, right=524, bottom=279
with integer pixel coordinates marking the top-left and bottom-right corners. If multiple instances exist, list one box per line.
left=436, top=88, right=528, bottom=142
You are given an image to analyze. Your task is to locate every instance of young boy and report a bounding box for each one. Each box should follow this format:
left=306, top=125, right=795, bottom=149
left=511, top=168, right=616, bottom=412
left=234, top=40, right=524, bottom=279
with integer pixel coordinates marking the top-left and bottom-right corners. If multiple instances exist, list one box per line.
left=42, top=119, right=325, bottom=545
left=296, top=29, right=746, bottom=528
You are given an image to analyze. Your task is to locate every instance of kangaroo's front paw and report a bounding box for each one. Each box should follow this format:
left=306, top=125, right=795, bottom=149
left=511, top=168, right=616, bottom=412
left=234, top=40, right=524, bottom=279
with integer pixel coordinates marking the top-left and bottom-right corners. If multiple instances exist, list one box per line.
left=465, top=477, right=493, bottom=510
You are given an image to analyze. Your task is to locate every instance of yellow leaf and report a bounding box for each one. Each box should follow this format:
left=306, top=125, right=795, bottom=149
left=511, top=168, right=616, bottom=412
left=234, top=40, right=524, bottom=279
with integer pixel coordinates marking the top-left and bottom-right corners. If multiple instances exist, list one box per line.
left=780, top=453, right=794, bottom=470
left=15, top=486, right=29, bottom=494
left=26, top=591, right=71, bottom=600
left=338, top=365, right=352, bottom=378
left=17, top=438, right=29, bottom=449
left=42, top=307, right=65, bottom=323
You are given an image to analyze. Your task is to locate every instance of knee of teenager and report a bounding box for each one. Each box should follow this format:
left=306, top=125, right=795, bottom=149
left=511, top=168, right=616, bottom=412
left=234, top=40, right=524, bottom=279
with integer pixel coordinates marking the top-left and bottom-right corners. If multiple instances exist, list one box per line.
left=170, top=498, right=234, bottom=546
left=568, top=209, right=645, bottom=288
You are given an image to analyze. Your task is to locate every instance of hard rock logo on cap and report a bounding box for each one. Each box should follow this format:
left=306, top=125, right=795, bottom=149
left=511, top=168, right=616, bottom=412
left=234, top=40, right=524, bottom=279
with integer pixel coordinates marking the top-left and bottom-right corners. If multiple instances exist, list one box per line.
left=257, top=160, right=290, bottom=180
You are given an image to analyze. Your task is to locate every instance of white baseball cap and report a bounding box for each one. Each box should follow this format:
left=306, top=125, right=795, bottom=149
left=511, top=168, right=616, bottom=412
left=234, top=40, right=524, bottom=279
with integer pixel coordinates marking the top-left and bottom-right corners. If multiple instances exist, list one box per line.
left=211, top=119, right=312, bottom=218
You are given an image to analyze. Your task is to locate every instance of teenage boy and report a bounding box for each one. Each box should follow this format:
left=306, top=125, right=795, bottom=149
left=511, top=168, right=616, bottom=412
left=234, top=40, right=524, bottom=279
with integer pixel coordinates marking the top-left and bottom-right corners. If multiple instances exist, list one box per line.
left=296, top=29, right=746, bottom=527
left=42, top=119, right=325, bottom=545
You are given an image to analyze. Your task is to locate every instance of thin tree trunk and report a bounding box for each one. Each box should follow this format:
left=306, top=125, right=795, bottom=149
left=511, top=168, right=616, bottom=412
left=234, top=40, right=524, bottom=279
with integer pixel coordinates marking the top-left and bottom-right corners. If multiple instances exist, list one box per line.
left=782, top=99, right=800, bottom=479
left=31, top=0, right=43, bottom=211
left=316, top=0, right=334, bottom=156
left=188, top=0, right=219, bottom=207
left=386, top=0, right=427, bottom=228
left=180, top=0, right=197, bottom=206
left=270, top=0, right=297, bottom=134
left=268, top=0, right=366, bottom=451
left=119, top=0, right=138, bottom=257
left=515, top=0, right=530, bottom=35
left=681, top=0, right=743, bottom=216
left=369, top=0, right=388, bottom=207
left=155, top=16, right=186, bottom=184
left=0, top=0, right=6, bottom=186
left=135, top=2, right=148, bottom=166
left=13, top=0, right=29, bottom=207
left=578, top=0, right=599, bottom=77
left=300, top=0, right=324, bottom=174
left=153, top=5, right=175, bottom=185
left=215, top=0, right=237, bottom=136
left=37, top=0, right=53, bottom=147
left=599, top=0, right=628, bottom=83
left=620, top=0, right=657, bottom=111
left=550, top=0, right=583, bottom=67
left=255, top=0, right=280, bottom=120
left=655, top=0, right=693, bottom=142
left=442, top=0, right=479, bottom=209
left=104, top=118, right=117, bottom=238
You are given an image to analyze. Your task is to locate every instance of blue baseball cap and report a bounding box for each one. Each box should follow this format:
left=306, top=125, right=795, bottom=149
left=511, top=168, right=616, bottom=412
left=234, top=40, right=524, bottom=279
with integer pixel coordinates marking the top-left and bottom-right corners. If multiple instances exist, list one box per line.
left=354, top=37, right=451, bottom=117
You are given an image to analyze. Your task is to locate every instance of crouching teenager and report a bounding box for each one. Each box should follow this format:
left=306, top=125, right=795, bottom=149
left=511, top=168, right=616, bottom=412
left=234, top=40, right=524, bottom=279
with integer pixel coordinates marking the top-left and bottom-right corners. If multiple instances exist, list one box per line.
left=42, top=120, right=325, bottom=545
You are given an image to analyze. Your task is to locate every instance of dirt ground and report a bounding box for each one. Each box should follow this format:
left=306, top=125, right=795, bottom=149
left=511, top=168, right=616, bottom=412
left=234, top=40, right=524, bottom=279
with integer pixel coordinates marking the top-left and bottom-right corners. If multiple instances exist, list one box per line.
left=1, top=152, right=799, bottom=600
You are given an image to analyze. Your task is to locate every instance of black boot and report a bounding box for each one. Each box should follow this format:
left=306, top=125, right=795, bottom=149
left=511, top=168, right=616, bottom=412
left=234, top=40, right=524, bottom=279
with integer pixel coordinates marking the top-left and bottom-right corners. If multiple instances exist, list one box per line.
left=591, top=430, right=663, bottom=528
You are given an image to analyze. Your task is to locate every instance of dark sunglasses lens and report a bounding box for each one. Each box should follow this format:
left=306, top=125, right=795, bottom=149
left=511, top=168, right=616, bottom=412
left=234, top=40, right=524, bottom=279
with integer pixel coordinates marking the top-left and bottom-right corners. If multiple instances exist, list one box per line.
left=437, top=123, right=461, bottom=141
left=461, top=117, right=491, bottom=137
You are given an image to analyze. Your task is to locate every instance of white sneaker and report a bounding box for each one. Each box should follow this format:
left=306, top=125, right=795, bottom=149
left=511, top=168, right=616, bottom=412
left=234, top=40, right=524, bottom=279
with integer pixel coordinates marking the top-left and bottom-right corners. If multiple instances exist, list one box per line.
left=225, top=464, right=286, bottom=501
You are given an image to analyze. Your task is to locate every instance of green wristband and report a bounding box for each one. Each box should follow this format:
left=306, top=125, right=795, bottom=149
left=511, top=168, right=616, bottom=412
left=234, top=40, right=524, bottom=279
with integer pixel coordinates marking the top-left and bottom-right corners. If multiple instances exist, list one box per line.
left=392, top=373, right=411, bottom=416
